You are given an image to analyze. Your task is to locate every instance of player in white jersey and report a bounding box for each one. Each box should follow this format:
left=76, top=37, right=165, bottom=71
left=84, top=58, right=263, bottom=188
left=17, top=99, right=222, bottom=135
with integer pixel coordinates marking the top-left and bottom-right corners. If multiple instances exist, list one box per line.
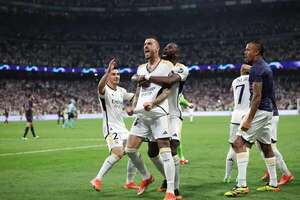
left=126, top=37, right=176, bottom=200
left=63, top=99, right=77, bottom=128
left=223, top=64, right=251, bottom=183
left=137, top=42, right=189, bottom=200
left=90, top=58, right=139, bottom=192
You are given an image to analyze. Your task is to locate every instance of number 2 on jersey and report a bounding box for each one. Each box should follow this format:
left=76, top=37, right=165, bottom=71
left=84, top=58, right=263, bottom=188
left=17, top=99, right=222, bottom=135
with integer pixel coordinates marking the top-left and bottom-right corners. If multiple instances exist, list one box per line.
left=235, top=84, right=245, bottom=104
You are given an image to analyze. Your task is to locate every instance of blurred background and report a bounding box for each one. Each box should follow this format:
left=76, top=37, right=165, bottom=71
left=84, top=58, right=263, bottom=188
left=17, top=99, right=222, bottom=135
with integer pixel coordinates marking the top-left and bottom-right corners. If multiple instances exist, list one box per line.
left=0, top=0, right=299, bottom=117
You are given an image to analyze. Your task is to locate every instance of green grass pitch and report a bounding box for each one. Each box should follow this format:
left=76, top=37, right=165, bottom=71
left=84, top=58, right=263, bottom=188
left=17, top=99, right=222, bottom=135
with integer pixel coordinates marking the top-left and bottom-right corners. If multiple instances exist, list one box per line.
left=0, top=116, right=299, bottom=200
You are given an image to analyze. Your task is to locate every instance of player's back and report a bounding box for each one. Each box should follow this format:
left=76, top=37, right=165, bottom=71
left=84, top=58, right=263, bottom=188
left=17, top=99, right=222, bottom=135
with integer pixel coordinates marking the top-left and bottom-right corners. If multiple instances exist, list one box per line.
left=249, top=58, right=274, bottom=112
left=231, top=75, right=250, bottom=124
left=68, top=103, right=76, bottom=113
left=168, top=63, right=189, bottom=118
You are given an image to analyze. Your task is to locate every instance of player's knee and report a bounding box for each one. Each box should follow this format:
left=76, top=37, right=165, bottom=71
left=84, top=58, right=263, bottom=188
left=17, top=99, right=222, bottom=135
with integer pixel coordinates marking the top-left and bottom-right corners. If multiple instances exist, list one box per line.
left=125, top=147, right=137, bottom=157
left=259, top=142, right=274, bottom=158
left=233, top=136, right=245, bottom=150
left=111, top=148, right=124, bottom=159
left=147, top=142, right=159, bottom=158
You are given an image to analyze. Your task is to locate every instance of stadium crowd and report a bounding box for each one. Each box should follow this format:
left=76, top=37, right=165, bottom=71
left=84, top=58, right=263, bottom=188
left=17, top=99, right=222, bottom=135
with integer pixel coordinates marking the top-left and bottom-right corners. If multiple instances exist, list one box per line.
left=1, top=2, right=299, bottom=116
left=0, top=3, right=300, bottom=67
left=1, top=73, right=299, bottom=115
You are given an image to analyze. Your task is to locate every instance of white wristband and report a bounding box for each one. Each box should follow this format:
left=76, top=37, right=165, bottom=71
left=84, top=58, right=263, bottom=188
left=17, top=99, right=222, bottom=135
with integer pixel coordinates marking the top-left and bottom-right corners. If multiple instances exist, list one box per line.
left=145, top=74, right=151, bottom=80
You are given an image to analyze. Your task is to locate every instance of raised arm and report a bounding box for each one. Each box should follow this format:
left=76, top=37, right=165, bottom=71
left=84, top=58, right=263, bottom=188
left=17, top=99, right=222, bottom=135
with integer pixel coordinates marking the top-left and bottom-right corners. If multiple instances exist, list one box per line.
left=98, top=58, right=117, bottom=95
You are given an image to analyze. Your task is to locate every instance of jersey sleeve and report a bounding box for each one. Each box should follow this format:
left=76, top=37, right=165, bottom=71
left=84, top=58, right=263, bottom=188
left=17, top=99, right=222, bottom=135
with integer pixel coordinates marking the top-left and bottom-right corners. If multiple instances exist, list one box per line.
left=174, top=65, right=189, bottom=81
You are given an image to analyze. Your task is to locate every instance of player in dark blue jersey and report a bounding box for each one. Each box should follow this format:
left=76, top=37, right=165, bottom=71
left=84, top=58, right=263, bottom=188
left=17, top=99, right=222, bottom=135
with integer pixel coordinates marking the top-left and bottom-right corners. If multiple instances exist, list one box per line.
left=225, top=41, right=280, bottom=197
left=22, top=94, right=39, bottom=140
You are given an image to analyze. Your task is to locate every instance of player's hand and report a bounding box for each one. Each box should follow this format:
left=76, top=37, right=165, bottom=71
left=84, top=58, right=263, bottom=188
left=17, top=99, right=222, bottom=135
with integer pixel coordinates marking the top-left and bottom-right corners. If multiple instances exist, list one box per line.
left=143, top=102, right=153, bottom=111
left=188, top=103, right=194, bottom=109
left=241, top=114, right=251, bottom=131
left=126, top=106, right=134, bottom=116
left=107, top=58, right=117, bottom=73
left=137, top=75, right=146, bottom=83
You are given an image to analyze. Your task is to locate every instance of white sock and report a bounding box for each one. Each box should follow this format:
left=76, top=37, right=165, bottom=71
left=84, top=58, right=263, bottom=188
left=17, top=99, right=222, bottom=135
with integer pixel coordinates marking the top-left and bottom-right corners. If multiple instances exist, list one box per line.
left=126, top=158, right=137, bottom=183
left=265, top=157, right=278, bottom=187
left=272, top=144, right=291, bottom=176
left=173, top=155, right=180, bottom=190
left=126, top=149, right=150, bottom=180
left=160, top=148, right=175, bottom=193
left=225, top=146, right=236, bottom=179
left=150, top=156, right=165, bottom=178
left=96, top=154, right=120, bottom=180
left=236, top=151, right=249, bottom=187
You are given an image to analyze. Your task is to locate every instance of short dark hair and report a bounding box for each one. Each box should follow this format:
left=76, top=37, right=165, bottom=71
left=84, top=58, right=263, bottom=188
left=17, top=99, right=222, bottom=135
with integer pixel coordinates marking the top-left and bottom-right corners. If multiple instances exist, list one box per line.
left=145, top=36, right=160, bottom=46
left=249, top=40, right=264, bottom=56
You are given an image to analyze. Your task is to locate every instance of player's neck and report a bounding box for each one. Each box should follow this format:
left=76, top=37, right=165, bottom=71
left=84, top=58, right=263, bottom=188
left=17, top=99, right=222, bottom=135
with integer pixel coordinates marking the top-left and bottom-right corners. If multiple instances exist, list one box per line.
left=253, top=56, right=263, bottom=63
left=170, top=59, right=178, bottom=66
left=148, top=56, right=160, bottom=67
left=107, top=82, right=117, bottom=90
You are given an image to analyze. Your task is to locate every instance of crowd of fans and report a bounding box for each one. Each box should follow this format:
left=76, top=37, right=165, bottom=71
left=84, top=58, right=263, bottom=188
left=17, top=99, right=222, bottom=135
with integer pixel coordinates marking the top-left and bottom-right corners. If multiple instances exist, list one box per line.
left=1, top=72, right=299, bottom=116
left=1, top=2, right=299, bottom=116
left=0, top=3, right=300, bottom=68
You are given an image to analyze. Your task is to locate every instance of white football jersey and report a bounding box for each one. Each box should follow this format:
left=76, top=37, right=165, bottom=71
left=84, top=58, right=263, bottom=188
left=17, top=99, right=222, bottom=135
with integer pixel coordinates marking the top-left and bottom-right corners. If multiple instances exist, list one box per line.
left=135, top=59, right=173, bottom=118
left=68, top=103, right=76, bottom=114
left=99, top=85, right=134, bottom=139
left=169, top=63, right=189, bottom=118
left=231, top=75, right=250, bottom=124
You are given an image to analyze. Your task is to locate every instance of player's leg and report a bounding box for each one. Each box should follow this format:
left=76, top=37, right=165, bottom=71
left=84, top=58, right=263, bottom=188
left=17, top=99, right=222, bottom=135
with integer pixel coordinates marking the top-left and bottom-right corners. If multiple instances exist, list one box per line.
left=224, top=124, right=239, bottom=182
left=126, top=134, right=153, bottom=195
left=224, top=146, right=236, bottom=183
left=271, top=143, right=294, bottom=185
left=170, top=139, right=182, bottom=199
left=189, top=107, right=194, bottom=123
left=224, top=114, right=262, bottom=198
left=23, top=121, right=30, bottom=140
left=270, top=116, right=293, bottom=185
left=123, top=138, right=138, bottom=190
left=124, top=158, right=139, bottom=190
left=147, top=141, right=165, bottom=178
left=153, top=115, right=176, bottom=199
left=256, top=141, right=280, bottom=191
left=91, top=143, right=124, bottom=191
left=127, top=117, right=153, bottom=195
left=255, top=112, right=280, bottom=192
left=29, top=122, right=38, bottom=138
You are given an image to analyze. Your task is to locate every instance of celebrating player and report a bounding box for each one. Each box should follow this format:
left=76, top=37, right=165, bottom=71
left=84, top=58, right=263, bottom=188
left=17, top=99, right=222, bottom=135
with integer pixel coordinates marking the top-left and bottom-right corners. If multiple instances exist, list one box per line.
left=224, top=41, right=280, bottom=197
left=137, top=42, right=189, bottom=199
left=126, top=37, right=176, bottom=200
left=223, top=64, right=251, bottom=183
left=90, top=58, right=139, bottom=191
left=22, top=94, right=39, bottom=140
